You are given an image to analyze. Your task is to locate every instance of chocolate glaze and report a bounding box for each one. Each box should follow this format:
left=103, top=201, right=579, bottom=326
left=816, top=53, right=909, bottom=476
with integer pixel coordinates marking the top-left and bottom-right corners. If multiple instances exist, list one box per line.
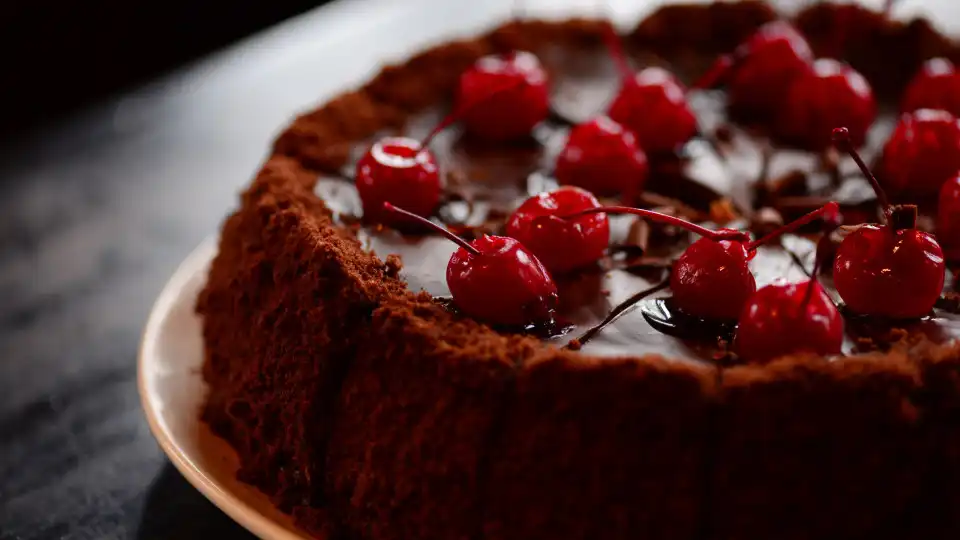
left=313, top=38, right=960, bottom=364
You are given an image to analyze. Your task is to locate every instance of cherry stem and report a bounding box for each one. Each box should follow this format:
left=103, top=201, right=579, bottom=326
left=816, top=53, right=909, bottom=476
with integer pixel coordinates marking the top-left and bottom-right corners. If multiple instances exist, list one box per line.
left=602, top=23, right=634, bottom=83
left=832, top=126, right=890, bottom=224
left=692, top=55, right=734, bottom=90
left=382, top=202, right=481, bottom=256
left=563, top=206, right=749, bottom=243
left=745, top=202, right=841, bottom=252
left=418, top=79, right=526, bottom=151
left=800, top=219, right=839, bottom=311
left=801, top=257, right=822, bottom=311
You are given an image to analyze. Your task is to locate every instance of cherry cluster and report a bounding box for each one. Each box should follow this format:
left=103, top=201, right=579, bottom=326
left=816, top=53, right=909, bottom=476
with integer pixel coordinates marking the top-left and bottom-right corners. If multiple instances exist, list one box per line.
left=703, top=17, right=960, bottom=256
left=350, top=16, right=954, bottom=365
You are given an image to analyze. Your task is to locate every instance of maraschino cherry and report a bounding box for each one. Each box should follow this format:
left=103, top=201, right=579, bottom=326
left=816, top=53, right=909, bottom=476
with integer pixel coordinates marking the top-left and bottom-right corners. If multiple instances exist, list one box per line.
left=554, top=115, right=649, bottom=199
left=778, top=58, right=876, bottom=151
left=355, top=137, right=441, bottom=226
left=734, top=262, right=843, bottom=364
left=901, top=58, right=960, bottom=117
left=881, top=108, right=960, bottom=198
left=937, top=175, right=960, bottom=260
left=696, top=21, right=813, bottom=122
left=506, top=186, right=610, bottom=275
left=603, top=26, right=697, bottom=154
left=566, top=202, right=840, bottom=321
left=455, top=50, right=550, bottom=142
left=382, top=202, right=558, bottom=326
left=833, top=127, right=946, bottom=319
left=356, top=81, right=524, bottom=226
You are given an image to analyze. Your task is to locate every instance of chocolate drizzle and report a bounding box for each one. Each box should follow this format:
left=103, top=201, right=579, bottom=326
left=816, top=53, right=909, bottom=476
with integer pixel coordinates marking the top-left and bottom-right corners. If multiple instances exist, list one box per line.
left=565, top=280, right=670, bottom=350
left=640, top=297, right=737, bottom=343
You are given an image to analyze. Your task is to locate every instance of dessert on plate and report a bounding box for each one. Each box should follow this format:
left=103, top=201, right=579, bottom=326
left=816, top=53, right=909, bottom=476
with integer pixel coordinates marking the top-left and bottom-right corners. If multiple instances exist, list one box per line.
left=196, top=2, right=960, bottom=539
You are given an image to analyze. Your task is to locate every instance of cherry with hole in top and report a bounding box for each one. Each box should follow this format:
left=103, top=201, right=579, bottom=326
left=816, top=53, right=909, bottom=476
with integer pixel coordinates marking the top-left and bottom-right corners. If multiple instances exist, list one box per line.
left=603, top=25, right=697, bottom=155
left=355, top=81, right=525, bottom=227
left=833, top=127, right=946, bottom=319
left=382, top=202, right=559, bottom=327
left=881, top=108, right=960, bottom=199
left=565, top=202, right=840, bottom=321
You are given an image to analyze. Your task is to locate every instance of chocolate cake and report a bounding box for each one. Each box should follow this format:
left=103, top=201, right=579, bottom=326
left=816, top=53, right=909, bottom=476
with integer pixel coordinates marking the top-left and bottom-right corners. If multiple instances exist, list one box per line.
left=197, top=2, right=960, bottom=539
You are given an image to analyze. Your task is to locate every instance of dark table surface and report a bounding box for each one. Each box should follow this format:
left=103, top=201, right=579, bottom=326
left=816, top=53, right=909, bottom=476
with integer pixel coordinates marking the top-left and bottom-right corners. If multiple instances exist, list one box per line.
left=1, top=0, right=957, bottom=538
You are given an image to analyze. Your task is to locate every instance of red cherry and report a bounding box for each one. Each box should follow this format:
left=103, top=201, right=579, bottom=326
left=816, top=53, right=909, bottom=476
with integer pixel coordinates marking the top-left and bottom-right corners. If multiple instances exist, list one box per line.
left=833, top=127, right=947, bottom=318
left=357, top=80, right=527, bottom=226
left=601, top=27, right=697, bottom=154
left=735, top=279, right=843, bottom=364
left=704, top=21, right=813, bottom=123
left=671, top=235, right=756, bottom=321
left=455, top=51, right=550, bottom=142
left=554, top=116, right=649, bottom=198
left=937, top=175, right=960, bottom=260
left=356, top=138, right=441, bottom=225
left=567, top=203, right=839, bottom=321
left=901, top=58, right=960, bottom=117
left=383, top=202, right=558, bottom=326
left=778, top=58, right=876, bottom=151
left=881, top=109, right=960, bottom=198
left=506, top=187, right=610, bottom=275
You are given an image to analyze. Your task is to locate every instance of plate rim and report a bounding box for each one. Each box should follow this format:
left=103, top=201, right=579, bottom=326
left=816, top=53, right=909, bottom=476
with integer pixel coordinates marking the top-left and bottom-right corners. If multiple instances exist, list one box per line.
left=137, top=237, right=307, bottom=540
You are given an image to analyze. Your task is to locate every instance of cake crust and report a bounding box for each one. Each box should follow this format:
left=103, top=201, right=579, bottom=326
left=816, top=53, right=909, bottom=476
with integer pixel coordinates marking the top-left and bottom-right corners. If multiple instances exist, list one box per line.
left=198, top=3, right=960, bottom=539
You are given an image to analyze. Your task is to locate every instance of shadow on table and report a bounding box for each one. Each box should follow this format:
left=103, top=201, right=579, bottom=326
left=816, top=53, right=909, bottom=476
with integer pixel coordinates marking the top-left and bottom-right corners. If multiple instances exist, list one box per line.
left=136, top=463, right=255, bottom=539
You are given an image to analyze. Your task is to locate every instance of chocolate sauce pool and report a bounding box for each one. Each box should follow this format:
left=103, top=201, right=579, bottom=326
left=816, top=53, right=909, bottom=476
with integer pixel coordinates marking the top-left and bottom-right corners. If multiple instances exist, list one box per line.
left=315, top=41, right=960, bottom=364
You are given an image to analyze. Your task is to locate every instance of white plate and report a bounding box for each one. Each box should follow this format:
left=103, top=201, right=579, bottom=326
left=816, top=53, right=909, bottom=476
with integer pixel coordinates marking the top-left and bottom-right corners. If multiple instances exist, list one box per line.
left=138, top=239, right=310, bottom=540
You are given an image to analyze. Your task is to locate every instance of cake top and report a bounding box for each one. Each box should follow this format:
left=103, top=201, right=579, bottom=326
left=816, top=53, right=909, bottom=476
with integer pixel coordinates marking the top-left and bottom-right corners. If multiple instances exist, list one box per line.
left=285, top=0, right=960, bottom=367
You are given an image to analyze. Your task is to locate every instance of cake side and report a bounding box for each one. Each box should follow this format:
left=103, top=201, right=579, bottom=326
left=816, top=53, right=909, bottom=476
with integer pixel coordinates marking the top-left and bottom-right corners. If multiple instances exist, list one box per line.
left=708, top=353, right=925, bottom=540
left=197, top=156, right=406, bottom=511
left=482, top=350, right=717, bottom=540
left=325, top=292, right=539, bottom=540
left=910, top=341, right=960, bottom=539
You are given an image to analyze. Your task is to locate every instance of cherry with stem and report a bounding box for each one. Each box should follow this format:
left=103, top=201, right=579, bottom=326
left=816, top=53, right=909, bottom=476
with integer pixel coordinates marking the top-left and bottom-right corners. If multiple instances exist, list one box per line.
left=830, top=126, right=946, bottom=319
left=381, top=202, right=559, bottom=328
left=734, top=234, right=844, bottom=364
left=564, top=202, right=839, bottom=321
left=603, top=25, right=698, bottom=155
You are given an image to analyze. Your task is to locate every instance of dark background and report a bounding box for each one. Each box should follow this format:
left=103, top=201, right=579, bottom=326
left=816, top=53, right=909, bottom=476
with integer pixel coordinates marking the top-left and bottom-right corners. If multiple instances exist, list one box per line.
left=0, top=1, right=329, bottom=539
left=1, top=1, right=327, bottom=143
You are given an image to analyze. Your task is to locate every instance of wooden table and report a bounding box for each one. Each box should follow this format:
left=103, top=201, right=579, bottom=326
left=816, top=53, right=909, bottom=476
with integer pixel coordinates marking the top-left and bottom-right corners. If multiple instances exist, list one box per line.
left=0, top=0, right=956, bottom=538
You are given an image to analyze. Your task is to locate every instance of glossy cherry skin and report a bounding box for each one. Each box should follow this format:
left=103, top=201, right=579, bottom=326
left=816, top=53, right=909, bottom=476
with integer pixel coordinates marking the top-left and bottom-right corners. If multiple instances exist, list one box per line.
left=355, top=137, right=441, bottom=225
left=778, top=58, right=876, bottom=151
left=728, top=21, right=814, bottom=122
left=670, top=234, right=756, bottom=321
left=901, top=57, right=960, bottom=117
left=555, top=116, right=649, bottom=197
left=455, top=51, right=550, bottom=142
left=937, top=175, right=960, bottom=260
left=447, top=235, right=558, bottom=326
left=607, top=67, right=698, bottom=154
left=833, top=224, right=946, bottom=319
left=881, top=109, right=960, bottom=198
left=506, top=187, right=610, bottom=275
left=735, top=279, right=843, bottom=364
